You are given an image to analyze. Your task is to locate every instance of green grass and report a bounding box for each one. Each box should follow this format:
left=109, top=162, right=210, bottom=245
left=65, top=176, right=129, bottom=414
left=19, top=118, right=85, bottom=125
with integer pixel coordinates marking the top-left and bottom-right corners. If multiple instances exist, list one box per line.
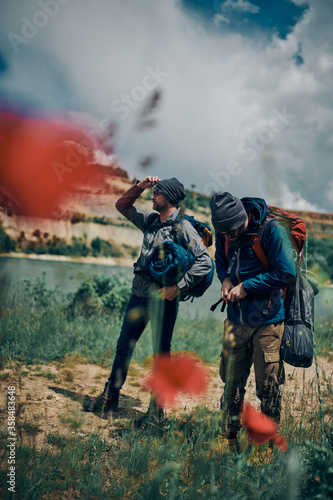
left=0, top=273, right=332, bottom=498
left=0, top=405, right=332, bottom=499
left=0, top=273, right=331, bottom=367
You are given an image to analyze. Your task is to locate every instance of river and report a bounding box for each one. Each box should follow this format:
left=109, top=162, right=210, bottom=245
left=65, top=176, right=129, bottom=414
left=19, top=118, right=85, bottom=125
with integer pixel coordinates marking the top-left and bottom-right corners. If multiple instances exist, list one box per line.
left=0, top=256, right=332, bottom=320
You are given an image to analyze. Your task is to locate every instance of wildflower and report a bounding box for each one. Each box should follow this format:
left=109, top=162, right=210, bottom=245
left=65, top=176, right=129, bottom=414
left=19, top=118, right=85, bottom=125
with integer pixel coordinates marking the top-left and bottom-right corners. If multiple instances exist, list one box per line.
left=143, top=354, right=209, bottom=409
left=242, top=402, right=288, bottom=452
left=0, top=111, right=99, bottom=218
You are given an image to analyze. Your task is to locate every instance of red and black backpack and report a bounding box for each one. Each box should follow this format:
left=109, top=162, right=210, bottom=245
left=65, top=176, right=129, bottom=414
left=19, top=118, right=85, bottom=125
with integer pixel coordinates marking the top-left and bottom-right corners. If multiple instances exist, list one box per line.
left=224, top=205, right=307, bottom=271
left=213, top=205, right=318, bottom=368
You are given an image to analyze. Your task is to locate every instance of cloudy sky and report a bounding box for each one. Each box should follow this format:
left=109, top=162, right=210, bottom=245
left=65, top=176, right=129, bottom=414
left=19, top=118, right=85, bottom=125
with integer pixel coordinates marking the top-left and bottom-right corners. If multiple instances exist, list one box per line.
left=0, top=0, right=332, bottom=212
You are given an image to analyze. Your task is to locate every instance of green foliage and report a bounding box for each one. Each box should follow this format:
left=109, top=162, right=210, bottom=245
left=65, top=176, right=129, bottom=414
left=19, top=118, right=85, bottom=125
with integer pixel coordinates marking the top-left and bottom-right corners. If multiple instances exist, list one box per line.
left=69, top=237, right=90, bottom=257
left=1, top=268, right=333, bottom=498
left=1, top=270, right=332, bottom=366
left=307, top=237, right=333, bottom=281
left=67, top=273, right=131, bottom=319
left=314, top=320, right=333, bottom=355
left=91, top=237, right=123, bottom=257
left=123, top=243, right=140, bottom=258
left=173, top=316, right=222, bottom=363
left=0, top=218, right=16, bottom=252
left=22, top=271, right=63, bottom=308
left=0, top=433, right=106, bottom=499
left=1, top=408, right=331, bottom=499
left=183, top=189, right=210, bottom=212
left=1, top=225, right=124, bottom=258
left=299, top=439, right=333, bottom=498
left=0, top=273, right=129, bottom=364
left=86, top=216, right=113, bottom=225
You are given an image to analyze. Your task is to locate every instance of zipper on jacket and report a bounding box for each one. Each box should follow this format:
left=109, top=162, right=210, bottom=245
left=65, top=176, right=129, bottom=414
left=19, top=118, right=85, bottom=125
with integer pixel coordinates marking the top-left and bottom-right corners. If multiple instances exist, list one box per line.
left=235, top=248, right=243, bottom=325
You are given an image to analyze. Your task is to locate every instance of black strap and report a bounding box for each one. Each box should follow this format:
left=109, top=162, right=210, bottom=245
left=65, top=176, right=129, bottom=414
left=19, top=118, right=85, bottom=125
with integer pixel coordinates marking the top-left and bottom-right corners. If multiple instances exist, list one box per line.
left=226, top=247, right=238, bottom=275
left=258, top=217, right=279, bottom=244
left=134, top=267, right=154, bottom=282
left=210, top=298, right=226, bottom=312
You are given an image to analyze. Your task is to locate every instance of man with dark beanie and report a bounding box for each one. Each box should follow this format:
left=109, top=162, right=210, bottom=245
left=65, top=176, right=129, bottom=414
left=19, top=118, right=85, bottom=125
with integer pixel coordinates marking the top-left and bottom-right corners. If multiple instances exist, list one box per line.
left=210, top=192, right=296, bottom=452
left=84, top=176, right=212, bottom=419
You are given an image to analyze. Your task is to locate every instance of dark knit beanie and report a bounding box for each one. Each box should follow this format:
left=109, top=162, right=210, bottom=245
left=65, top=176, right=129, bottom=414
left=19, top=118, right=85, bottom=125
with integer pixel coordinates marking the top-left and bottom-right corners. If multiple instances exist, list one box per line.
left=210, top=192, right=247, bottom=233
left=155, top=177, right=186, bottom=207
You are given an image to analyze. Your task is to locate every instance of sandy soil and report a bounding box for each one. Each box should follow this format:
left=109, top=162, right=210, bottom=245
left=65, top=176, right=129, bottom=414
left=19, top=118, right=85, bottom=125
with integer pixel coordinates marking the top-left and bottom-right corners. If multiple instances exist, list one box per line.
left=1, top=354, right=332, bottom=449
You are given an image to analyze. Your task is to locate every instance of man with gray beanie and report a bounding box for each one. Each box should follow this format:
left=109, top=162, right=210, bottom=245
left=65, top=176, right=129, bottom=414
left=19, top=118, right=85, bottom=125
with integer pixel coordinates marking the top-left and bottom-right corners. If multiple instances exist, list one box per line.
left=84, top=176, right=212, bottom=420
left=210, top=192, right=296, bottom=452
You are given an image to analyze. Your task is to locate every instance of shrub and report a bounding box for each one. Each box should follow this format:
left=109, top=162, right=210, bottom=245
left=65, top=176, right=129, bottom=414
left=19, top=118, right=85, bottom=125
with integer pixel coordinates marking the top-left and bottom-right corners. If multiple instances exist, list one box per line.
left=91, top=237, right=123, bottom=257
left=0, top=218, right=16, bottom=252
left=307, top=238, right=333, bottom=281
left=67, top=273, right=131, bottom=319
left=69, top=237, right=90, bottom=257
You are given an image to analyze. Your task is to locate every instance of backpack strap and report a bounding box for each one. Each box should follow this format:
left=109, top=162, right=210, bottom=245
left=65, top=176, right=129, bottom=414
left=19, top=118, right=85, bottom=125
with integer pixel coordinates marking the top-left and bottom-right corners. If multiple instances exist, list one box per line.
left=251, top=234, right=270, bottom=270
left=144, top=212, right=162, bottom=232
left=169, top=214, right=182, bottom=244
left=254, top=217, right=280, bottom=270
left=224, top=218, right=278, bottom=271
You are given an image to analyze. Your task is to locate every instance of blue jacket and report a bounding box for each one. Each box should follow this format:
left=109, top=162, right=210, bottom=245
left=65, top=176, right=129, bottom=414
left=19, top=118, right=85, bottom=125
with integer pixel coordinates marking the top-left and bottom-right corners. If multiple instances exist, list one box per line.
left=215, top=197, right=296, bottom=325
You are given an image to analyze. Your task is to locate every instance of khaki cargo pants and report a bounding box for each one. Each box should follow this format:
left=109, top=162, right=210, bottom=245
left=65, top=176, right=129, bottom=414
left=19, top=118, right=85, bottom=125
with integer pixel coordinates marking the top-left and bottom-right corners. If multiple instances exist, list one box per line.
left=220, top=318, right=285, bottom=437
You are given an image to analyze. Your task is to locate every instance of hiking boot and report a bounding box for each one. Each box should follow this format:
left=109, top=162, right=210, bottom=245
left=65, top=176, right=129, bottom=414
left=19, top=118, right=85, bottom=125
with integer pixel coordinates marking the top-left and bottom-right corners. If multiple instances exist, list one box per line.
left=83, top=391, right=119, bottom=413
left=227, top=428, right=240, bottom=454
left=135, top=406, right=165, bottom=428
left=228, top=438, right=241, bottom=454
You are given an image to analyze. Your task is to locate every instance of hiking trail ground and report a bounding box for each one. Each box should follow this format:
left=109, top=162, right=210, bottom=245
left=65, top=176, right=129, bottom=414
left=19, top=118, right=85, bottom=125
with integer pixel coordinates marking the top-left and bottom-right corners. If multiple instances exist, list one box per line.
left=1, top=354, right=332, bottom=448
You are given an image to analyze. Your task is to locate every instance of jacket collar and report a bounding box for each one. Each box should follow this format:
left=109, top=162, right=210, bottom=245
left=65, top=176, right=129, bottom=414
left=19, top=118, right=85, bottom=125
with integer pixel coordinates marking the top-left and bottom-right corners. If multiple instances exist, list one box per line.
left=159, top=207, right=181, bottom=225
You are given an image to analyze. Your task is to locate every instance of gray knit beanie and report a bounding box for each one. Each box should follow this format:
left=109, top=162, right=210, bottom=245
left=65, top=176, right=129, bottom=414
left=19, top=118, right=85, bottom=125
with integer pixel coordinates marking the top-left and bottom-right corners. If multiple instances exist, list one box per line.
left=154, top=177, right=186, bottom=207
left=210, top=192, right=248, bottom=233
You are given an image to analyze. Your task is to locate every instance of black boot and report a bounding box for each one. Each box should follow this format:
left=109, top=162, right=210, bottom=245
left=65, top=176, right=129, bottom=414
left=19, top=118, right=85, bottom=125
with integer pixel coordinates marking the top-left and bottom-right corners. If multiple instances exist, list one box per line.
left=83, top=388, right=119, bottom=413
left=135, top=398, right=165, bottom=428
left=227, top=428, right=241, bottom=454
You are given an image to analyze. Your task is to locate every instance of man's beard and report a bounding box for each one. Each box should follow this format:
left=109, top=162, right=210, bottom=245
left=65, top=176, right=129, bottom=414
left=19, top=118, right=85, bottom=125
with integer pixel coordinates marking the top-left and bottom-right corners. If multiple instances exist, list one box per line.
left=228, top=223, right=246, bottom=241
left=236, top=223, right=247, bottom=240
left=153, top=200, right=168, bottom=213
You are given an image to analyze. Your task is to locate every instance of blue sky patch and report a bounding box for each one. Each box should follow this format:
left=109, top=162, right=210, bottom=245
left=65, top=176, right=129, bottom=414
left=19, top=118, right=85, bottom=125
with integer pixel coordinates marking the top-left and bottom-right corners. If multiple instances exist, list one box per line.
left=181, top=0, right=309, bottom=40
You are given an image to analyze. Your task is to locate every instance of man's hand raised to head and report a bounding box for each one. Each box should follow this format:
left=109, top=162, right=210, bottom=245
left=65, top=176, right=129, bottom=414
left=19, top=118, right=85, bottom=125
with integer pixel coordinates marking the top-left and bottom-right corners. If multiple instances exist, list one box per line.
left=137, top=176, right=160, bottom=190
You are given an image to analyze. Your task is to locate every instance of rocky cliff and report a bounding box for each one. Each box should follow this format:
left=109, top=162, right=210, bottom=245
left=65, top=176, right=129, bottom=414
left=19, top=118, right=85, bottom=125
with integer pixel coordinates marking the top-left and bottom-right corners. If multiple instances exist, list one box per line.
left=1, top=165, right=332, bottom=266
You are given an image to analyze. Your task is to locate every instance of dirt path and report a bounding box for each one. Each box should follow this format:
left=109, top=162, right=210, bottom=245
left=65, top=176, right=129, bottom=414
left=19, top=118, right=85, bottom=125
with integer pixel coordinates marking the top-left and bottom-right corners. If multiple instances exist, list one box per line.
left=1, top=355, right=332, bottom=448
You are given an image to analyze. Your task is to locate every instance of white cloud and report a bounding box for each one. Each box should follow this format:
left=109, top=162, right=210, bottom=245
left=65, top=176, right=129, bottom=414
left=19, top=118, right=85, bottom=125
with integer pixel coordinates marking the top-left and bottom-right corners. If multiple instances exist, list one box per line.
left=281, top=185, right=324, bottom=212
left=93, top=150, right=114, bottom=167
left=214, top=0, right=260, bottom=26
left=213, top=14, right=231, bottom=26
left=222, top=0, right=260, bottom=14
left=0, top=0, right=332, bottom=212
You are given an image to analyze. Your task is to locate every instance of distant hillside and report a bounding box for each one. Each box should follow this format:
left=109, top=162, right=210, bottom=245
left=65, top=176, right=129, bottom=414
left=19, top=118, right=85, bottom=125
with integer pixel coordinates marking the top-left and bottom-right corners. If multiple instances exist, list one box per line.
left=1, top=164, right=332, bottom=268
left=290, top=210, right=333, bottom=239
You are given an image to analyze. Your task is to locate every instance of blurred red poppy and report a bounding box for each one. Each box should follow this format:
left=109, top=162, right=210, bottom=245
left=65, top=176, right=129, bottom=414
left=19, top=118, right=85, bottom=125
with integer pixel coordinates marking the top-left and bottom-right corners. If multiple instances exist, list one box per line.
left=143, top=354, right=209, bottom=409
left=0, top=111, right=99, bottom=218
left=242, top=402, right=288, bottom=452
